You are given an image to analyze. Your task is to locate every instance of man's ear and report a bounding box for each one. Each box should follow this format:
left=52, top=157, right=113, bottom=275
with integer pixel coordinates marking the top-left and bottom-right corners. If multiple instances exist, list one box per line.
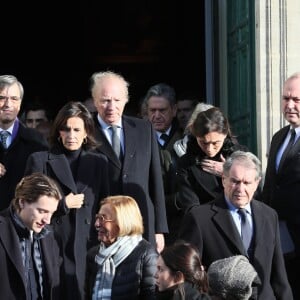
left=19, top=198, right=25, bottom=209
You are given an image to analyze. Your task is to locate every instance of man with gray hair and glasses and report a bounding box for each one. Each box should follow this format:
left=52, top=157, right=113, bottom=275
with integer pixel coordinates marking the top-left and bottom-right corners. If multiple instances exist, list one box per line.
left=0, top=75, right=48, bottom=210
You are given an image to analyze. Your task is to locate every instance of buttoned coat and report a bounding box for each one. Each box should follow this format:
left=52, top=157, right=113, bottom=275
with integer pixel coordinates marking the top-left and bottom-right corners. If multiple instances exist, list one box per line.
left=24, top=148, right=109, bottom=299
left=94, top=114, right=168, bottom=245
left=0, top=209, right=61, bottom=300
left=0, top=122, right=48, bottom=210
left=178, top=196, right=293, bottom=299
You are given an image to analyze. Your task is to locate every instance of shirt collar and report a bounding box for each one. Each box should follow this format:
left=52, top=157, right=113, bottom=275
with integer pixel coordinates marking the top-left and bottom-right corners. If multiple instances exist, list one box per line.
left=156, top=125, right=172, bottom=139
left=97, top=114, right=122, bottom=130
left=0, top=121, right=15, bottom=135
left=224, top=196, right=252, bottom=214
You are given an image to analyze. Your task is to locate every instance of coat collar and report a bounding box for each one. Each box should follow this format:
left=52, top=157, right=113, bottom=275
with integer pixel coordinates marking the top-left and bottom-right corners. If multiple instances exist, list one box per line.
left=211, top=196, right=266, bottom=257
left=94, top=115, right=138, bottom=169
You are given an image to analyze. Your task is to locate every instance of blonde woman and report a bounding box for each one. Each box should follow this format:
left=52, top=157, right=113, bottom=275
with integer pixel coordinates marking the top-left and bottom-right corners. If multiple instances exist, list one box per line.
left=85, top=195, right=158, bottom=300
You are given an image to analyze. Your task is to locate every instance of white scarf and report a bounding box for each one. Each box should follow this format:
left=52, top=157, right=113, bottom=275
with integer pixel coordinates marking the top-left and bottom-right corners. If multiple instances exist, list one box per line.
left=92, top=234, right=142, bottom=300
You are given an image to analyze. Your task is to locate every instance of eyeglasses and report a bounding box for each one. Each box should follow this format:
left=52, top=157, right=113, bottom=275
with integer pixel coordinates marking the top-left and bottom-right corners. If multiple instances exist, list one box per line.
left=95, top=214, right=115, bottom=223
left=0, top=96, right=21, bottom=102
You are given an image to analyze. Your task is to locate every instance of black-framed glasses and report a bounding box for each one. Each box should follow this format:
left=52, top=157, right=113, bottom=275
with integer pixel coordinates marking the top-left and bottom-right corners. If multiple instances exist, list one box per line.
left=95, top=213, right=115, bottom=223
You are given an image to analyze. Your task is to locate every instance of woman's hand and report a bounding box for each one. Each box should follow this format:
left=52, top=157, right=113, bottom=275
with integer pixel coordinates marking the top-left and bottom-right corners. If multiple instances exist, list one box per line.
left=200, top=154, right=225, bottom=177
left=155, top=233, right=165, bottom=253
left=65, top=192, right=85, bottom=208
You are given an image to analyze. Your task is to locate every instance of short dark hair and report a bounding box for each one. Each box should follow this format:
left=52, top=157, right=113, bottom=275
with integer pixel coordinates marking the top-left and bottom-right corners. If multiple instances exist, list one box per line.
left=144, top=83, right=176, bottom=107
left=24, top=101, right=51, bottom=119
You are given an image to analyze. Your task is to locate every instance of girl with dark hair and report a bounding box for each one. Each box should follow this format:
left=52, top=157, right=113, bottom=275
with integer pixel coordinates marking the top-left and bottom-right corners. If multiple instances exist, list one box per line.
left=155, top=241, right=211, bottom=299
left=24, top=101, right=109, bottom=300
left=176, top=107, right=247, bottom=213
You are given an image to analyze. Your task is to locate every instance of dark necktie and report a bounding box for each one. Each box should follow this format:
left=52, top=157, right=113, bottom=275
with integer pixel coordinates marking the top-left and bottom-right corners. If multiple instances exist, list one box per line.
left=238, top=208, right=252, bottom=251
left=0, top=130, right=10, bottom=149
left=110, top=125, right=121, bottom=158
left=279, top=128, right=296, bottom=170
left=160, top=133, right=169, bottom=144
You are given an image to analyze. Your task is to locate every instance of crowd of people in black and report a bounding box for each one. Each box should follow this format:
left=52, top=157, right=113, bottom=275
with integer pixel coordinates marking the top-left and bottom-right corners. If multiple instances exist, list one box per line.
left=0, top=71, right=299, bottom=299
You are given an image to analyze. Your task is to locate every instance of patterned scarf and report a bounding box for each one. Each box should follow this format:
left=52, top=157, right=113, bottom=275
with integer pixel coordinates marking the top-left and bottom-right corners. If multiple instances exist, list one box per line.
left=92, top=234, right=142, bottom=300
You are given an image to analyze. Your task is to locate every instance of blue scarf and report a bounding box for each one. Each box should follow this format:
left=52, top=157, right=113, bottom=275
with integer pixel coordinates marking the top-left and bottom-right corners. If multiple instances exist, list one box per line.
left=92, top=234, right=142, bottom=300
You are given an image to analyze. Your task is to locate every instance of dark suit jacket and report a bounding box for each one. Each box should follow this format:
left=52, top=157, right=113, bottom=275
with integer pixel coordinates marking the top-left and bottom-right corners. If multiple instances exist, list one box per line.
left=178, top=196, right=293, bottom=299
left=262, top=125, right=300, bottom=225
left=0, top=209, right=61, bottom=300
left=24, top=148, right=109, bottom=300
left=158, top=121, right=182, bottom=196
left=94, top=114, right=168, bottom=245
left=0, top=122, right=48, bottom=210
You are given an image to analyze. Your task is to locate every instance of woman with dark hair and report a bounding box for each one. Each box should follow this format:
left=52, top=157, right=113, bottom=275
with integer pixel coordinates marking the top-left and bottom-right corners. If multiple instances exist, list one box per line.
left=24, top=101, right=109, bottom=300
left=176, top=107, right=247, bottom=214
left=155, top=241, right=211, bottom=299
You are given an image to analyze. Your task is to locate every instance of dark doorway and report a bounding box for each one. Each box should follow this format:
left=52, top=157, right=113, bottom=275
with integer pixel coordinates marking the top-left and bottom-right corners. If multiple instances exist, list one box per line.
left=1, top=1, right=205, bottom=117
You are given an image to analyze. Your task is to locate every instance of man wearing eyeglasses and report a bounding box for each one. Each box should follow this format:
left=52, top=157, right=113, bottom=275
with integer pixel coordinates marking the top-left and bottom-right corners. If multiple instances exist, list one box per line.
left=0, top=75, right=48, bottom=210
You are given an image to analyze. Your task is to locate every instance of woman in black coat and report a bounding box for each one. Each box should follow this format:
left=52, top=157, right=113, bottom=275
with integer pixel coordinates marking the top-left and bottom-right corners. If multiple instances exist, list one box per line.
left=155, top=242, right=211, bottom=300
left=25, top=101, right=109, bottom=300
left=176, top=107, right=247, bottom=214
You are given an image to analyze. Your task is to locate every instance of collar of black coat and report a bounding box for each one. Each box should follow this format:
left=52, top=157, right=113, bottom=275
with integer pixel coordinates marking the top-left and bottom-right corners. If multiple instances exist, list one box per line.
left=9, top=205, right=50, bottom=240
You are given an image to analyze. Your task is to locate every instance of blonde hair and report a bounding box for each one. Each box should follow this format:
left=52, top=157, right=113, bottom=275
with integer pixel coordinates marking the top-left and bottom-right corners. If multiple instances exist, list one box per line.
left=101, top=195, right=144, bottom=236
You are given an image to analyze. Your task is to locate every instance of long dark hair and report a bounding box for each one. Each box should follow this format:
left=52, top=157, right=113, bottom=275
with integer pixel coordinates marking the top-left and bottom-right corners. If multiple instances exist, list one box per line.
left=191, top=107, right=233, bottom=138
left=49, top=101, right=98, bottom=150
left=187, top=107, right=241, bottom=159
left=160, top=241, right=209, bottom=294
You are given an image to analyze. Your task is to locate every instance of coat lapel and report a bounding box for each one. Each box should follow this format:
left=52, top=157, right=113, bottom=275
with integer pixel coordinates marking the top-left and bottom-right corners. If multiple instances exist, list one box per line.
left=0, top=216, right=27, bottom=286
left=211, top=198, right=247, bottom=255
left=122, top=117, right=137, bottom=170
left=270, top=126, right=289, bottom=175
left=250, top=201, right=266, bottom=251
left=48, top=152, right=77, bottom=193
left=94, top=115, right=122, bottom=169
left=75, top=150, right=91, bottom=193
